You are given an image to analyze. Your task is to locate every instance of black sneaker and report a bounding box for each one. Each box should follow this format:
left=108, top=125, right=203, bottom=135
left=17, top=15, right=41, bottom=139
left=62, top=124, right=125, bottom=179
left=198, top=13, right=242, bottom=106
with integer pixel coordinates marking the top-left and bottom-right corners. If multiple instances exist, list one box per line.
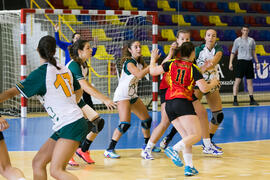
left=250, top=100, right=259, bottom=106
left=233, top=101, right=239, bottom=106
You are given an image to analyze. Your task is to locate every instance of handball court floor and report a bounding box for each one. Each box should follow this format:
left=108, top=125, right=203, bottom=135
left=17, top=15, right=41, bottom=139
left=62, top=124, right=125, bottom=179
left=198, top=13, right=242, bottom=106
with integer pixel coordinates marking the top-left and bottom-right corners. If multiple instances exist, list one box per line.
left=2, top=104, right=270, bottom=180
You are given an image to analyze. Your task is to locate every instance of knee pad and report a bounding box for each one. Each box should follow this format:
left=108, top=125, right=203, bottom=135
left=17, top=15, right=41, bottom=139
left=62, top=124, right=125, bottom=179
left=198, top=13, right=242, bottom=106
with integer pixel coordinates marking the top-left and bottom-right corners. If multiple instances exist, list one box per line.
left=141, top=117, right=152, bottom=129
left=91, top=117, right=105, bottom=133
left=211, top=110, right=224, bottom=125
left=118, top=122, right=131, bottom=134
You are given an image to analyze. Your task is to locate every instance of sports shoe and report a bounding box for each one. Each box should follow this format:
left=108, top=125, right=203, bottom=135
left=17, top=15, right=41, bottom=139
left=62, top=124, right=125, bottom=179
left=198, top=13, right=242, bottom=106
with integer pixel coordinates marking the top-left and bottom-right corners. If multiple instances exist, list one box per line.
left=250, top=100, right=259, bottom=106
left=160, top=137, right=171, bottom=150
left=164, top=147, right=183, bottom=167
left=104, top=149, right=120, bottom=159
left=142, top=144, right=161, bottom=153
left=68, top=157, right=79, bottom=166
left=184, top=166, right=199, bottom=176
left=141, top=150, right=154, bottom=160
left=76, top=148, right=95, bottom=164
left=211, top=141, right=222, bottom=150
left=233, top=101, right=239, bottom=106
left=203, top=144, right=223, bottom=155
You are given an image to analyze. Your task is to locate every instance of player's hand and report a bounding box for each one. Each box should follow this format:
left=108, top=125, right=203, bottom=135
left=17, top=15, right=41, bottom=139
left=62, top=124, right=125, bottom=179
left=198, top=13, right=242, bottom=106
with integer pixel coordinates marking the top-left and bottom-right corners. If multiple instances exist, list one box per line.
left=229, top=63, right=233, bottom=71
left=201, top=60, right=213, bottom=73
left=103, top=98, right=117, bottom=110
left=150, top=49, right=161, bottom=64
left=54, top=24, right=59, bottom=32
left=211, top=78, right=220, bottom=87
left=256, top=63, right=260, bottom=70
left=0, top=117, right=9, bottom=131
left=170, top=42, right=177, bottom=51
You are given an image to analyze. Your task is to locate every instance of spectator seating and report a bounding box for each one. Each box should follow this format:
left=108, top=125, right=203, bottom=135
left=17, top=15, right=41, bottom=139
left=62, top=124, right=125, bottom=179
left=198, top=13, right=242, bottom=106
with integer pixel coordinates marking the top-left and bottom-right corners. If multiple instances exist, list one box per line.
left=141, top=45, right=151, bottom=57
left=157, top=0, right=176, bottom=11
left=209, top=16, right=228, bottom=26
left=63, top=0, right=83, bottom=9
left=172, top=14, right=191, bottom=26
left=119, top=0, right=137, bottom=10
left=255, top=45, right=270, bottom=56
left=228, top=2, right=246, bottom=13
left=106, top=15, right=125, bottom=25
left=161, top=29, right=176, bottom=41
left=92, top=29, right=112, bottom=41
left=94, top=45, right=114, bottom=60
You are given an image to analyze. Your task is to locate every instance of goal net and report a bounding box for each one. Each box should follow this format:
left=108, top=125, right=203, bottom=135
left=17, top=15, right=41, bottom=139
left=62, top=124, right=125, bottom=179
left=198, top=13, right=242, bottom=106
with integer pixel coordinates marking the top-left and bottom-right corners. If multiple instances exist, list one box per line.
left=0, top=9, right=158, bottom=117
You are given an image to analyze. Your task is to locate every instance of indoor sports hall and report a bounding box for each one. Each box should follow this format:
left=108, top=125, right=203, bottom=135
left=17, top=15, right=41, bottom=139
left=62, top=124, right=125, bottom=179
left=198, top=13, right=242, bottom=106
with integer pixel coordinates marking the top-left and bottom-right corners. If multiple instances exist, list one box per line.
left=1, top=0, right=270, bottom=179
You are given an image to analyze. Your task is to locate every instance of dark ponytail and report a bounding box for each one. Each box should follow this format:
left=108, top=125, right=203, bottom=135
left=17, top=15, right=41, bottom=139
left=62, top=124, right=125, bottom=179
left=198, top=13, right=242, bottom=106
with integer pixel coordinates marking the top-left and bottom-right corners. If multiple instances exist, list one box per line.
left=37, top=35, right=60, bottom=70
left=68, top=39, right=88, bottom=68
left=179, top=42, right=195, bottom=58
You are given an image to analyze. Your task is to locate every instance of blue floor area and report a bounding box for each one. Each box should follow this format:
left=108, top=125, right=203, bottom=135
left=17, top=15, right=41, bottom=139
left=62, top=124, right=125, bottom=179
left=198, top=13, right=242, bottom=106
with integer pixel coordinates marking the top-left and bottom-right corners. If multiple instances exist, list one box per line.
left=3, top=106, right=270, bottom=151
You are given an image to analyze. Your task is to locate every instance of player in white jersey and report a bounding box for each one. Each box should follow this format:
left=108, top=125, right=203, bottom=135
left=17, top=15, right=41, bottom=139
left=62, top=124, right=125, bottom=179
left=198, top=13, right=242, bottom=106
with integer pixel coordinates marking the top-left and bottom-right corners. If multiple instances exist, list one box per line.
left=67, top=39, right=116, bottom=165
left=0, top=116, right=26, bottom=180
left=104, top=40, right=155, bottom=158
left=194, top=29, right=224, bottom=150
left=0, top=36, right=89, bottom=180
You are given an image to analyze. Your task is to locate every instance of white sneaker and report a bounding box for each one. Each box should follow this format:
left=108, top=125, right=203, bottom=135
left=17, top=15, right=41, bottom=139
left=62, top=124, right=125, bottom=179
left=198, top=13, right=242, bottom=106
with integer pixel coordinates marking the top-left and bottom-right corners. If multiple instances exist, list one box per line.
left=203, top=144, right=223, bottom=155
left=141, top=150, right=154, bottom=160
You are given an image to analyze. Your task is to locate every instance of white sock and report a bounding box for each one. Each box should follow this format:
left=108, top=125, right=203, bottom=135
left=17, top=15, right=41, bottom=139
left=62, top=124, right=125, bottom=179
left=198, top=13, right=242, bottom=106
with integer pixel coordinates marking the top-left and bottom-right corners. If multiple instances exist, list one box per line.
left=203, top=138, right=211, bottom=148
left=18, top=178, right=26, bottom=180
left=173, top=140, right=185, bottom=152
left=183, top=153, right=193, bottom=167
left=145, top=141, right=155, bottom=152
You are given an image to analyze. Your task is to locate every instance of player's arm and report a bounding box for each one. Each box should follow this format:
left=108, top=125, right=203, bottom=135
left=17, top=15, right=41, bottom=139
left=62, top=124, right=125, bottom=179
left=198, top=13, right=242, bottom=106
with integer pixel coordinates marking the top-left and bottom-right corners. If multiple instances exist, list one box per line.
left=161, top=42, right=177, bottom=64
left=0, top=116, right=9, bottom=131
left=149, top=48, right=164, bottom=76
left=74, top=88, right=83, bottom=103
left=0, top=87, right=20, bottom=103
left=79, top=79, right=116, bottom=110
left=127, top=63, right=149, bottom=79
left=54, top=24, right=70, bottom=50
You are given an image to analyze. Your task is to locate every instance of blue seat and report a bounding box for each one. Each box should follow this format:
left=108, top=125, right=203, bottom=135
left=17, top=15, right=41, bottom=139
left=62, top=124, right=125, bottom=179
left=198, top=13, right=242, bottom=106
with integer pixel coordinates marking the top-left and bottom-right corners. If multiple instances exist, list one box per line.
left=216, top=30, right=225, bottom=41
left=124, top=29, right=134, bottom=40
left=221, top=45, right=230, bottom=56
left=220, top=16, right=233, bottom=26
left=232, top=16, right=244, bottom=26
left=184, top=15, right=201, bottom=26
left=159, top=14, right=177, bottom=26
left=193, top=2, right=207, bottom=12
left=224, top=30, right=237, bottom=41
left=169, top=0, right=187, bottom=11
left=131, top=0, right=147, bottom=10
left=217, top=2, right=234, bottom=12
left=262, top=3, right=270, bottom=13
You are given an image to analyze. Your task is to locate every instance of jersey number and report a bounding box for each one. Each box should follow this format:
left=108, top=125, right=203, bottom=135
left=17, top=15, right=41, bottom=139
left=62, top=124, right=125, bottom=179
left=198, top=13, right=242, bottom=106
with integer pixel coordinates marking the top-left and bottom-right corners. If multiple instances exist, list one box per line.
left=176, top=69, right=186, bottom=84
left=54, top=73, right=73, bottom=97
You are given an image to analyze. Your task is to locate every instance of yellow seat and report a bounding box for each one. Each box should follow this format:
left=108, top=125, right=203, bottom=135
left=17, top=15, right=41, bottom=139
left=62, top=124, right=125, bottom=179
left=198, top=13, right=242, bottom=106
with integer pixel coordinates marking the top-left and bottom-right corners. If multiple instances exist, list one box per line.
left=172, top=15, right=191, bottom=26
left=228, top=2, right=246, bottom=13
left=255, top=45, right=270, bottom=56
left=158, top=0, right=176, bottom=11
left=141, top=45, right=151, bottom=57
left=161, top=29, right=176, bottom=41
left=106, top=15, right=125, bottom=25
left=62, top=15, right=83, bottom=25
left=94, top=45, right=114, bottom=60
left=209, top=16, right=228, bottom=26
left=91, top=29, right=112, bottom=41
left=63, top=0, right=83, bottom=9
left=164, top=45, right=171, bottom=55
left=119, top=0, right=137, bottom=10
left=200, top=29, right=207, bottom=39
left=266, top=17, right=270, bottom=25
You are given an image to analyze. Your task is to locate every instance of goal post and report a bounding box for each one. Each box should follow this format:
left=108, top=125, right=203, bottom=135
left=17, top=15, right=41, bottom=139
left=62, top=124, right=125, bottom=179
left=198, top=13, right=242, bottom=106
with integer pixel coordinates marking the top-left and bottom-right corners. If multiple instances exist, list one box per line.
left=1, top=9, right=158, bottom=117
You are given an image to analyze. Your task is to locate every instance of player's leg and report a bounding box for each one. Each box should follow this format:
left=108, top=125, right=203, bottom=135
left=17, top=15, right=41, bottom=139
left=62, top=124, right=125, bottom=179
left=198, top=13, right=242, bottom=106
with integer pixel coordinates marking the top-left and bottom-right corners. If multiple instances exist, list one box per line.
left=104, top=100, right=131, bottom=158
left=0, top=137, right=25, bottom=180
left=233, top=78, right=241, bottom=106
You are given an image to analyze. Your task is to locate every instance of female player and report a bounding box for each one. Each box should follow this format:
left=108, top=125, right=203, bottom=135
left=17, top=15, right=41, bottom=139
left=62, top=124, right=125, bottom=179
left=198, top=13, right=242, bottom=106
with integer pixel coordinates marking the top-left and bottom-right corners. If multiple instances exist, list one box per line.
left=0, top=35, right=89, bottom=180
left=67, top=39, right=116, bottom=164
left=104, top=40, right=153, bottom=158
left=0, top=116, right=26, bottom=180
left=194, top=29, right=224, bottom=150
left=150, top=42, right=219, bottom=176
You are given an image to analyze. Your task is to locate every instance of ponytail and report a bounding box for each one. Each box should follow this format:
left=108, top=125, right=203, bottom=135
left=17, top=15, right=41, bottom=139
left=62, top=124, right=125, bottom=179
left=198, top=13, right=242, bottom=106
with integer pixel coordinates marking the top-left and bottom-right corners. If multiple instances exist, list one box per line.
left=37, top=35, right=60, bottom=70
left=68, top=39, right=88, bottom=68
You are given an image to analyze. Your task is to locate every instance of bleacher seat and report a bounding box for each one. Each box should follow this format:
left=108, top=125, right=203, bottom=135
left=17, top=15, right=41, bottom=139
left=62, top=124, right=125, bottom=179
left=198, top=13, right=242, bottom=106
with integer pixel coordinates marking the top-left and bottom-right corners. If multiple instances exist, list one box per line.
left=182, top=1, right=200, bottom=12
left=123, top=29, right=134, bottom=40
left=88, top=0, right=107, bottom=10
left=193, top=2, right=208, bottom=12
left=141, top=45, right=151, bottom=57
left=250, top=3, right=268, bottom=14
left=77, top=0, right=92, bottom=9
left=157, top=0, right=176, bottom=11
left=229, top=2, right=246, bottom=13
left=144, top=0, right=160, bottom=11
left=49, top=0, right=68, bottom=9
left=209, top=16, right=228, bottom=26
left=217, top=2, right=234, bottom=13
left=224, top=30, right=237, bottom=41
left=159, top=14, right=177, bottom=26
left=92, top=29, right=112, bottom=41
left=196, top=15, right=213, bottom=26
left=63, top=0, right=83, bottom=9
left=62, top=15, right=83, bottom=25
left=106, top=15, right=125, bottom=25
left=244, top=16, right=261, bottom=27
left=169, top=0, right=187, bottom=11
left=172, top=14, right=191, bottom=26
left=221, top=45, right=230, bottom=56
left=200, top=29, right=207, bottom=39
left=264, top=45, right=270, bottom=53
left=76, top=29, right=91, bottom=41
left=205, top=2, right=222, bottom=12
left=161, top=29, right=176, bottom=41
left=262, top=3, right=270, bottom=13
left=119, top=0, right=137, bottom=10
left=94, top=45, right=114, bottom=60
left=239, top=2, right=256, bottom=13
left=105, top=0, right=119, bottom=10
left=77, top=15, right=96, bottom=25
left=131, top=0, right=147, bottom=10
left=190, top=30, right=202, bottom=41
left=232, top=16, right=244, bottom=26
left=158, top=29, right=167, bottom=41
left=220, top=16, right=233, bottom=26
left=255, top=45, right=270, bottom=56
left=163, top=45, right=171, bottom=55
left=184, top=15, right=201, bottom=26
